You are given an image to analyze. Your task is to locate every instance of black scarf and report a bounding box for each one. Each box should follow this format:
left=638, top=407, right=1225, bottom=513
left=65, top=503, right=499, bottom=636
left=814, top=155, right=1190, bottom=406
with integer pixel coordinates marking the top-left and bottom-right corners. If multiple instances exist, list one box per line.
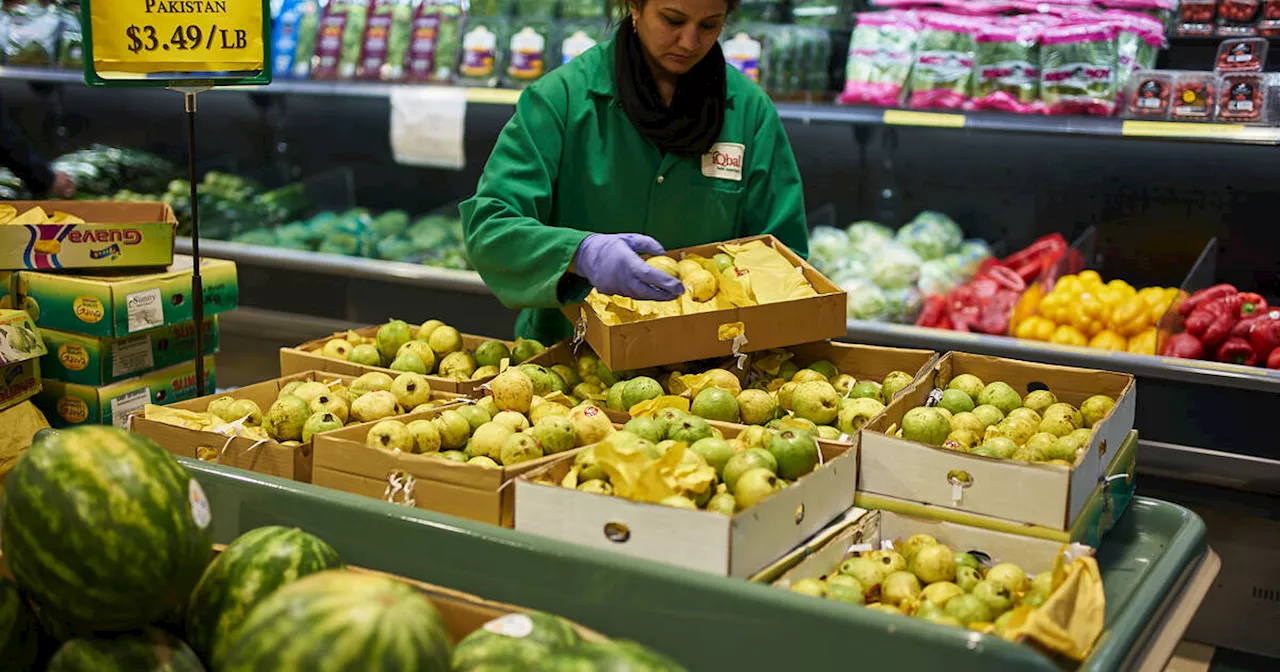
left=613, top=18, right=726, bottom=157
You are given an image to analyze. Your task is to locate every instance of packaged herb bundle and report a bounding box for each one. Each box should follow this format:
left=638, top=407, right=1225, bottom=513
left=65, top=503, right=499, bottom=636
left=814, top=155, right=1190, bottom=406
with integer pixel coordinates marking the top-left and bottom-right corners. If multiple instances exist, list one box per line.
left=272, top=0, right=322, bottom=78
left=4, top=1, right=60, bottom=66
left=907, top=12, right=980, bottom=110
left=311, top=0, right=371, bottom=80
left=970, top=20, right=1041, bottom=114
left=839, top=10, right=920, bottom=106
left=1103, top=10, right=1166, bottom=91
left=1097, top=0, right=1178, bottom=34
left=457, top=16, right=509, bottom=85
left=1039, top=22, right=1120, bottom=116
left=404, top=0, right=464, bottom=83
left=356, top=0, right=415, bottom=81
left=506, top=19, right=553, bottom=84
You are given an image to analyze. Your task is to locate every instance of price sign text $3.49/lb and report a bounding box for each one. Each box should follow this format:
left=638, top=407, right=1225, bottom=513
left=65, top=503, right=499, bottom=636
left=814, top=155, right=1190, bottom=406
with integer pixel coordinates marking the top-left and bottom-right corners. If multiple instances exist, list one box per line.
left=126, top=23, right=249, bottom=53
left=88, top=0, right=266, bottom=75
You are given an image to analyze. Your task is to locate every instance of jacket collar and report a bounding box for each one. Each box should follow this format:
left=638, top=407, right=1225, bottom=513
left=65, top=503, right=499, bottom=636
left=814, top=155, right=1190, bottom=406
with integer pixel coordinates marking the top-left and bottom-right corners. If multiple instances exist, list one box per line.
left=587, top=37, right=737, bottom=104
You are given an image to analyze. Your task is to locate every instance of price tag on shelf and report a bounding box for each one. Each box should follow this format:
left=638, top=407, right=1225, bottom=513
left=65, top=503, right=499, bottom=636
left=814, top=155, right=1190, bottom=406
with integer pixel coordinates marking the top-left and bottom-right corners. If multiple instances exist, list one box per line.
left=883, top=110, right=967, bottom=129
left=82, top=0, right=271, bottom=86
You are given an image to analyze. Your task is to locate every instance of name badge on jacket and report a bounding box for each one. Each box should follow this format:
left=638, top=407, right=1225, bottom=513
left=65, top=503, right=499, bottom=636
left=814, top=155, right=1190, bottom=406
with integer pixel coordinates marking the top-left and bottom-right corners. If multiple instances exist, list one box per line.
left=701, top=143, right=745, bottom=182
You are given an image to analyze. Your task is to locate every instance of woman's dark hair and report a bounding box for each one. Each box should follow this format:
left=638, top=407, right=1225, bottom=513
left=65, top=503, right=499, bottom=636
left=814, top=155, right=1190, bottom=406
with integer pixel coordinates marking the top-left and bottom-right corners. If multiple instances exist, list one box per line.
left=610, top=0, right=741, bottom=22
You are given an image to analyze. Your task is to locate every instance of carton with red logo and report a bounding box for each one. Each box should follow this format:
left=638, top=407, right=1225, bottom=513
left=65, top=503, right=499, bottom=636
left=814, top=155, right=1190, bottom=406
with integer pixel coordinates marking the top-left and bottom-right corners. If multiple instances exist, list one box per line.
left=0, top=309, right=46, bottom=412
left=0, top=201, right=177, bottom=271
left=39, top=317, right=219, bottom=386
left=34, top=355, right=215, bottom=428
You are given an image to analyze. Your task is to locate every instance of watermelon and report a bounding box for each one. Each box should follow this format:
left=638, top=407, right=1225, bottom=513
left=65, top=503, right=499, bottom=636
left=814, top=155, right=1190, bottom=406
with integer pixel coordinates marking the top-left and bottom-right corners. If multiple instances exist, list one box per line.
left=0, top=577, right=40, bottom=671
left=221, top=570, right=452, bottom=671
left=185, top=526, right=342, bottom=669
left=536, top=641, right=688, bottom=671
left=0, top=426, right=214, bottom=633
left=452, top=611, right=581, bottom=671
left=47, top=627, right=204, bottom=671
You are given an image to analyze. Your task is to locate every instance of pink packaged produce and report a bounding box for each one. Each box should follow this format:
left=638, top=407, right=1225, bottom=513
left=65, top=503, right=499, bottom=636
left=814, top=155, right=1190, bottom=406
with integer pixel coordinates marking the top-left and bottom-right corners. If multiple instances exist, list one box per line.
left=840, top=11, right=921, bottom=107
left=970, top=20, right=1043, bottom=114
left=1038, top=21, right=1121, bottom=116
left=907, top=12, right=981, bottom=110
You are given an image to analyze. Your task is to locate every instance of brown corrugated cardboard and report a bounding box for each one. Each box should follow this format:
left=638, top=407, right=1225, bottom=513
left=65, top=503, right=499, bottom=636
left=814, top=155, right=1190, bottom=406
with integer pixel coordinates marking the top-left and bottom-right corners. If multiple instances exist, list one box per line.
left=0, top=201, right=176, bottom=270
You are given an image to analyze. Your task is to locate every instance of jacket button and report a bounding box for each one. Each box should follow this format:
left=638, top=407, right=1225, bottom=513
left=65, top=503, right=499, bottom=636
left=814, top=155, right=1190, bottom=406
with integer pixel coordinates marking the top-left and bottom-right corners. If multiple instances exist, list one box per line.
left=656, top=176, right=665, bottom=184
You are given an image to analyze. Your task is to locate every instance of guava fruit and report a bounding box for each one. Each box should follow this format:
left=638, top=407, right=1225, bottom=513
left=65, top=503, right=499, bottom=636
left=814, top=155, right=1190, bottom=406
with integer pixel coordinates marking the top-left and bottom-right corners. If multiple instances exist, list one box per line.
left=533, top=416, right=577, bottom=454
left=490, top=369, right=534, bottom=413
left=428, top=325, right=463, bottom=355
left=1044, top=403, right=1083, bottom=429
left=949, top=412, right=983, bottom=435
left=825, top=583, right=866, bottom=605
left=1030, top=571, right=1053, bottom=597
left=683, top=269, right=719, bottom=301
left=390, top=352, right=426, bottom=375
left=500, top=433, right=544, bottom=466
left=605, top=384, right=627, bottom=411
left=1011, top=444, right=1047, bottom=462
left=831, top=374, right=857, bottom=397
left=944, top=594, right=993, bottom=625
left=1020, top=591, right=1047, bottom=609
left=1046, top=436, right=1084, bottom=462
left=921, top=581, right=965, bottom=608
left=791, top=381, right=840, bottom=425
left=788, top=578, right=826, bottom=598
left=947, top=373, right=985, bottom=401
left=511, top=338, right=546, bottom=364
left=493, top=411, right=531, bottom=432
left=768, top=430, right=819, bottom=480
left=880, top=571, right=922, bottom=607
left=621, top=376, right=664, bottom=410
left=456, top=405, right=492, bottom=432
left=406, top=419, right=442, bottom=453
left=282, top=381, right=307, bottom=397
left=577, top=479, right=613, bottom=495
left=434, top=409, right=472, bottom=450
left=815, top=426, right=841, bottom=441
left=931, top=392, right=971, bottom=419
left=732, top=389, right=774, bottom=426
left=971, top=404, right=1005, bottom=428
left=791, top=369, right=828, bottom=384
left=865, top=604, right=902, bottom=616
left=994, top=417, right=1036, bottom=446
left=836, top=398, right=885, bottom=434
left=700, top=492, right=734, bottom=515
left=290, top=382, right=330, bottom=406
left=347, top=343, right=382, bottom=366
left=1022, top=431, right=1054, bottom=454
left=849, top=381, right=885, bottom=404
left=471, top=422, right=515, bottom=460
left=911, top=544, right=957, bottom=584
left=839, top=557, right=886, bottom=592
left=208, top=397, right=242, bottom=422
left=900, top=534, right=938, bottom=562
left=699, top=369, right=742, bottom=396
left=914, top=601, right=946, bottom=621
left=376, top=320, right=413, bottom=362
left=691, top=387, right=739, bottom=423
left=868, top=549, right=907, bottom=574
left=733, top=468, right=782, bottom=509
left=1023, top=389, right=1057, bottom=415
left=514, top=364, right=553, bottom=396
left=1006, top=407, right=1041, bottom=427
left=776, top=360, right=800, bottom=381
left=806, top=360, right=839, bottom=380
left=569, top=404, right=614, bottom=445
left=690, top=437, right=735, bottom=478
left=981, top=437, right=1019, bottom=459
left=310, top=393, right=350, bottom=424
left=322, top=338, right=353, bottom=360
left=390, top=372, right=433, bottom=410
left=722, top=448, right=777, bottom=492
left=646, top=255, right=679, bottom=276
left=977, top=381, right=1022, bottom=414
left=437, top=450, right=468, bottom=462
left=365, top=420, right=414, bottom=452
left=398, top=341, right=437, bottom=372
left=264, top=395, right=309, bottom=441
left=351, top=390, right=400, bottom=423
left=668, top=415, right=713, bottom=444
left=712, top=253, right=734, bottom=272
left=738, top=425, right=772, bottom=449
left=954, top=552, right=980, bottom=571
left=416, top=319, right=444, bottom=340
left=302, top=411, right=345, bottom=442
left=551, top=364, right=581, bottom=391
left=1081, top=394, right=1115, bottom=428
left=972, top=580, right=1013, bottom=616
left=439, top=351, right=477, bottom=380
left=902, top=407, right=951, bottom=445
left=660, top=495, right=699, bottom=509
left=475, top=340, right=512, bottom=369
left=986, top=563, right=1029, bottom=594
left=943, top=430, right=978, bottom=450
left=622, top=417, right=665, bottom=443
left=955, top=566, right=983, bottom=592
left=468, top=456, right=500, bottom=468
left=882, top=370, right=915, bottom=400
left=351, top=372, right=394, bottom=396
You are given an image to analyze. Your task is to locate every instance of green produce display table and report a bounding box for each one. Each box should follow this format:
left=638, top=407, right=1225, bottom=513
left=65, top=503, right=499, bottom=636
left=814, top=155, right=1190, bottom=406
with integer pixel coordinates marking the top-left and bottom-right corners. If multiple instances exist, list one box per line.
left=186, top=459, right=1210, bottom=671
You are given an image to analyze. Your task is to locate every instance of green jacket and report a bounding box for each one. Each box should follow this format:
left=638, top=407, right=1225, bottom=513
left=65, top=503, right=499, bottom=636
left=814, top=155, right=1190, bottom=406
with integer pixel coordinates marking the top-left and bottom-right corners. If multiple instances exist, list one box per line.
left=460, top=38, right=809, bottom=345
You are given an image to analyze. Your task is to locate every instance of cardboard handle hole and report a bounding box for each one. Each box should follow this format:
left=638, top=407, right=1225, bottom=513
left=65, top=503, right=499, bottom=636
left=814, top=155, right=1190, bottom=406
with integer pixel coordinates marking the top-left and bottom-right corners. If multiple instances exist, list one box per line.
left=794, top=504, right=805, bottom=525
left=1025, top=380, right=1050, bottom=393
left=603, top=522, right=631, bottom=543
left=946, top=470, right=974, bottom=488
left=1098, top=438, right=1107, bottom=457
left=171, top=293, right=185, bottom=307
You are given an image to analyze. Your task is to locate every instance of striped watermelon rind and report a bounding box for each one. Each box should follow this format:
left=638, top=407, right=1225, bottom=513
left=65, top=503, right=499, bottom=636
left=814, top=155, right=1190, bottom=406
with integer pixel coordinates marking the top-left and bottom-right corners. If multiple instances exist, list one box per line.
left=221, top=570, right=452, bottom=672
left=0, top=426, right=214, bottom=633
left=185, top=526, right=342, bottom=669
left=0, top=576, right=40, bottom=672
left=46, top=627, right=205, bottom=671
left=452, top=611, right=582, bottom=671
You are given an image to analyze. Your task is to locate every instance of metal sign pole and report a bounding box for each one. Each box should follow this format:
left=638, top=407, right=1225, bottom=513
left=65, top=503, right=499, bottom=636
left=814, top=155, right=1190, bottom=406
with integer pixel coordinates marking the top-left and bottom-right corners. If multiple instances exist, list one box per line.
left=177, top=87, right=212, bottom=396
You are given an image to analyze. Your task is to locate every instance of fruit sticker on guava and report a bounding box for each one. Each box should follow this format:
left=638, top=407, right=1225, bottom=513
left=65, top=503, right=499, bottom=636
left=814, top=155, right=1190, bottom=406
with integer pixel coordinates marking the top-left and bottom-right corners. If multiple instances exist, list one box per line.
left=188, top=478, right=212, bottom=529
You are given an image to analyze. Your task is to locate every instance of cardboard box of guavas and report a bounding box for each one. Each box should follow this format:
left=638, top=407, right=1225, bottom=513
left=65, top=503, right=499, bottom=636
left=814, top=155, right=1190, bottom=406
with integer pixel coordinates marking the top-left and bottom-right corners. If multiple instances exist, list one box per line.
left=0, top=308, right=46, bottom=412
left=37, top=356, right=215, bottom=428
left=0, top=201, right=177, bottom=271
left=563, top=235, right=846, bottom=371
left=861, top=352, right=1136, bottom=531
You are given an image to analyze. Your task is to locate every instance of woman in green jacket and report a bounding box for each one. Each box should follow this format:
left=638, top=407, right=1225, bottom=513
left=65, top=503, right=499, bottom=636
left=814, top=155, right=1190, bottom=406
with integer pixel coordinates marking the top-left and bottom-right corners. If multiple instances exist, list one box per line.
left=460, top=0, right=810, bottom=345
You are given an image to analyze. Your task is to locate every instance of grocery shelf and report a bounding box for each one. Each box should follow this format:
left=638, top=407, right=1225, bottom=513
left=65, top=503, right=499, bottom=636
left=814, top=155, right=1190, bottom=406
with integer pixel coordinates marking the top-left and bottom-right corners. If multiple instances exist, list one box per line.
left=7, top=65, right=1280, bottom=145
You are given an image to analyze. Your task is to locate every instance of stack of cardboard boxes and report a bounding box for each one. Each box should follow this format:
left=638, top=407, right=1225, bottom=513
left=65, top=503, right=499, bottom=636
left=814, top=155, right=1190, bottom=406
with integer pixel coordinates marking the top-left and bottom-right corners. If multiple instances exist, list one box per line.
left=0, top=202, right=238, bottom=429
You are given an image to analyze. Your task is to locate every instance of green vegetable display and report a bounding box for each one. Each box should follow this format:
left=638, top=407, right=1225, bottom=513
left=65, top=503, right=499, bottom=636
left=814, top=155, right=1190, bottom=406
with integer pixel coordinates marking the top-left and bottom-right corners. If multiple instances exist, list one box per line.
left=908, top=14, right=978, bottom=110
left=1040, top=23, right=1120, bottom=116
left=971, top=22, right=1040, bottom=113
left=840, top=11, right=918, bottom=106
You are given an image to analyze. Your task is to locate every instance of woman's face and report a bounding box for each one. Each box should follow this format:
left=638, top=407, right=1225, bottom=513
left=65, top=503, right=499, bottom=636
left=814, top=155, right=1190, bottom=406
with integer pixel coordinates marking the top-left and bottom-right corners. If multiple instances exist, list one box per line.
left=631, top=0, right=729, bottom=77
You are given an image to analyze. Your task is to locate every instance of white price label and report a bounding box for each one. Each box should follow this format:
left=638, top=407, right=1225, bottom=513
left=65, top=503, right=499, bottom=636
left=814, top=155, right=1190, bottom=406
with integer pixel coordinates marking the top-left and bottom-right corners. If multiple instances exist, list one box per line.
left=110, top=387, right=151, bottom=428
left=111, top=334, right=154, bottom=377
left=125, top=288, right=164, bottom=333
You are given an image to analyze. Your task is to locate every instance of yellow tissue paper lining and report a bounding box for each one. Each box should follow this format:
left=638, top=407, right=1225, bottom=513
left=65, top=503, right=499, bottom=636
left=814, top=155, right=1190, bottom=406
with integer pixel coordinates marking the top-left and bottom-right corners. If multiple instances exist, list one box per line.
left=1009, top=555, right=1106, bottom=660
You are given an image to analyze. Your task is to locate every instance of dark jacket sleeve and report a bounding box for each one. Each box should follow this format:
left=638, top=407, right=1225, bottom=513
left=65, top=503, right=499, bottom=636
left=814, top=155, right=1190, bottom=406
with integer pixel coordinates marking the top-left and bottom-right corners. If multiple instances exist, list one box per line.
left=0, top=93, right=54, bottom=195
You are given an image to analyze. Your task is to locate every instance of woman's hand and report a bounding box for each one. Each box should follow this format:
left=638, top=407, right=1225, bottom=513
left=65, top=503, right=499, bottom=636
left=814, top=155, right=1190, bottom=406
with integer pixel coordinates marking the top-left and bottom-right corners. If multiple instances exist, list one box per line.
left=573, top=233, right=685, bottom=301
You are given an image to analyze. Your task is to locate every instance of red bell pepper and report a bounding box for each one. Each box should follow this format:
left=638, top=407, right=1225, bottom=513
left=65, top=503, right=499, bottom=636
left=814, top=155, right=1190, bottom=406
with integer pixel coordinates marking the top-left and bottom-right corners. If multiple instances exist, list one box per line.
left=1216, top=337, right=1257, bottom=366
left=1231, top=314, right=1261, bottom=339
left=1161, top=332, right=1204, bottom=359
left=916, top=295, right=947, bottom=328
left=1236, top=292, right=1267, bottom=318
left=1185, top=299, right=1236, bottom=347
left=1247, top=308, right=1280, bottom=361
left=1268, top=348, right=1280, bottom=369
left=1178, top=284, right=1237, bottom=317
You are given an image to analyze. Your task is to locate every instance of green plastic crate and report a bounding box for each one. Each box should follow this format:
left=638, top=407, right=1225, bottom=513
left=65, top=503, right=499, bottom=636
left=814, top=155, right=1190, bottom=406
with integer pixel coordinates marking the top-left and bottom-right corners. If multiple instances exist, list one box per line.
left=186, top=458, right=1208, bottom=671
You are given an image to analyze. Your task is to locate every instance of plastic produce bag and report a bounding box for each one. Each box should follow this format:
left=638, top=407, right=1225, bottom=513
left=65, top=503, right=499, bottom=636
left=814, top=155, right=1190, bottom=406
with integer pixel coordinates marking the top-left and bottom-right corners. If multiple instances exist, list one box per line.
left=840, top=277, right=890, bottom=321
left=869, top=241, right=924, bottom=289
left=355, top=0, right=415, bottom=81
left=847, top=220, right=895, bottom=254
left=469, top=0, right=514, bottom=17
left=883, top=285, right=925, bottom=322
left=1039, top=22, right=1120, bottom=116
left=561, top=0, right=606, bottom=19
left=971, top=20, right=1041, bottom=114
left=918, top=258, right=962, bottom=296
left=506, top=19, right=553, bottom=84
left=840, top=11, right=919, bottom=106
left=899, top=210, right=963, bottom=259
left=809, top=225, right=854, bottom=272
left=517, top=0, right=557, bottom=18
left=404, top=0, right=464, bottom=83
left=311, top=0, right=371, bottom=79
left=908, top=12, right=980, bottom=110
left=272, top=0, right=321, bottom=78
left=558, top=20, right=606, bottom=66
left=5, top=2, right=60, bottom=66
left=457, top=17, right=509, bottom=85
left=1104, top=10, right=1165, bottom=91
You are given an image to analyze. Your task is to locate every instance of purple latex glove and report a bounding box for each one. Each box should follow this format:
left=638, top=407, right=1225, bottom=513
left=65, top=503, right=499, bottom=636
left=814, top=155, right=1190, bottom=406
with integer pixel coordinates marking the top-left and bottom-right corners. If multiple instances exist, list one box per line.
left=573, top=233, right=685, bottom=301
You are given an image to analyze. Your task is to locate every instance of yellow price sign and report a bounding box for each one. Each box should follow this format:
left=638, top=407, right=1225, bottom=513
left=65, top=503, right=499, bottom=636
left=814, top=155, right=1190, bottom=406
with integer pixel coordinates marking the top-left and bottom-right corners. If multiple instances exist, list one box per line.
left=85, top=0, right=268, bottom=82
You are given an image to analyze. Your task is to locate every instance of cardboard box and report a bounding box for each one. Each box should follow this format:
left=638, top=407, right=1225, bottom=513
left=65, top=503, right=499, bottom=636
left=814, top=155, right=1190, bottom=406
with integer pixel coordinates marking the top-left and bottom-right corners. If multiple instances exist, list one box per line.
left=0, top=201, right=176, bottom=270
left=563, top=235, right=847, bottom=371
left=0, top=401, right=50, bottom=495
left=36, top=355, right=215, bottom=428
left=281, top=327, right=534, bottom=394
left=861, top=352, right=1136, bottom=531
left=131, top=370, right=463, bottom=483
left=39, top=317, right=219, bottom=386
left=10, top=255, right=238, bottom=338
left=514, top=436, right=859, bottom=578
left=313, top=404, right=572, bottom=527
left=854, top=429, right=1139, bottom=548
left=0, top=309, right=46, bottom=412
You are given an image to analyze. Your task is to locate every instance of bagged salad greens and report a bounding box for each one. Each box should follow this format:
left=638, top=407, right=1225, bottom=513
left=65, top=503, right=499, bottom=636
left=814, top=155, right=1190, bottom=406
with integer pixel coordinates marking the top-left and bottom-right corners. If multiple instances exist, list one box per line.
left=311, top=0, right=371, bottom=79
left=1104, top=10, right=1166, bottom=91
left=55, top=4, right=81, bottom=69
left=404, top=0, right=464, bottom=83
left=356, top=0, right=415, bottom=81
left=908, top=12, right=980, bottom=110
left=272, top=0, right=322, bottom=78
left=5, top=1, right=60, bottom=66
left=1039, top=22, right=1120, bottom=116
left=970, top=19, right=1042, bottom=113
left=1097, top=0, right=1178, bottom=33
left=840, top=10, right=919, bottom=106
